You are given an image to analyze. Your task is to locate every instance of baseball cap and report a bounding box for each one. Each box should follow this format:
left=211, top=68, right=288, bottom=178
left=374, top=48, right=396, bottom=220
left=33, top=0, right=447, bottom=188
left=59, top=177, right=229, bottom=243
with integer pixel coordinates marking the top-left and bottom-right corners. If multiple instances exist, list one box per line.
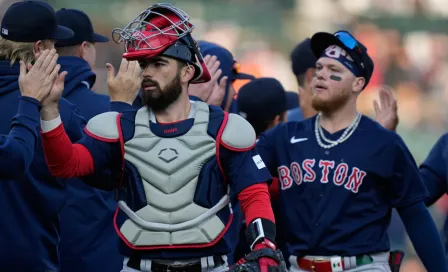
left=0, top=1, right=74, bottom=43
left=237, top=78, right=287, bottom=123
left=55, top=8, right=109, bottom=47
left=290, top=38, right=317, bottom=76
left=198, top=41, right=254, bottom=82
left=310, top=30, right=374, bottom=88
left=285, top=91, right=299, bottom=110
left=198, top=41, right=255, bottom=110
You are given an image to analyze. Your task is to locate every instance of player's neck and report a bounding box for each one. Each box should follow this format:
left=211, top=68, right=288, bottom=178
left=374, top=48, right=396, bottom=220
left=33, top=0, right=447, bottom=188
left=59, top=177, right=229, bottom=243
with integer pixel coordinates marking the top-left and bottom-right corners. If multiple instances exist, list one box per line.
left=153, top=92, right=191, bottom=123
left=319, top=103, right=358, bottom=134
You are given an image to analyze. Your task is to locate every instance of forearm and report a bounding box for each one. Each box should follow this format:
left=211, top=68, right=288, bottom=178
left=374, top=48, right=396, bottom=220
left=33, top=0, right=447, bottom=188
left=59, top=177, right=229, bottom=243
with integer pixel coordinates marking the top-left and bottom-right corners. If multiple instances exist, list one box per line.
left=41, top=117, right=94, bottom=178
left=0, top=97, right=41, bottom=177
left=238, top=183, right=276, bottom=249
left=397, top=201, right=448, bottom=272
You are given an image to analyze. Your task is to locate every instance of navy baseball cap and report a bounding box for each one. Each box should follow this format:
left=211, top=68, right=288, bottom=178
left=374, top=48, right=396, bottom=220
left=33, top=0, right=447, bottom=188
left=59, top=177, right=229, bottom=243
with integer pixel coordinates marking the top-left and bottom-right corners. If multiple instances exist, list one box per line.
left=0, top=1, right=74, bottom=43
left=55, top=8, right=109, bottom=47
left=198, top=40, right=255, bottom=109
left=285, top=91, right=299, bottom=110
left=198, top=41, right=254, bottom=82
left=310, top=30, right=374, bottom=88
left=290, top=38, right=317, bottom=76
left=237, top=78, right=287, bottom=123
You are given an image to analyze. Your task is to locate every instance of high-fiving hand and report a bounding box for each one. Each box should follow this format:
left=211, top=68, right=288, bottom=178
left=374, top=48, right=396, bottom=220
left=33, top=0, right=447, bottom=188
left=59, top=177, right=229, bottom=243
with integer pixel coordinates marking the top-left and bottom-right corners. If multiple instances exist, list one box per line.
left=373, top=86, right=399, bottom=131
left=188, top=55, right=227, bottom=107
left=106, top=58, right=142, bottom=105
left=19, top=49, right=64, bottom=103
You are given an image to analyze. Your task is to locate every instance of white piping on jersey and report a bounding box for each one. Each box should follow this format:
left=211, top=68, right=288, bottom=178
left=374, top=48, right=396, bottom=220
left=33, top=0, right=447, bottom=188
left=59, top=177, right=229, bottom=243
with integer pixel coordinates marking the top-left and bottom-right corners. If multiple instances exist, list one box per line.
left=117, top=194, right=230, bottom=231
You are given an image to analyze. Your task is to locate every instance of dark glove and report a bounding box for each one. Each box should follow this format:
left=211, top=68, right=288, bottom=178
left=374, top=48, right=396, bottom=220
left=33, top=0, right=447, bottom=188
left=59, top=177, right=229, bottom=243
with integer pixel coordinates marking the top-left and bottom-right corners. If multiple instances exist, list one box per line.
left=229, top=242, right=287, bottom=272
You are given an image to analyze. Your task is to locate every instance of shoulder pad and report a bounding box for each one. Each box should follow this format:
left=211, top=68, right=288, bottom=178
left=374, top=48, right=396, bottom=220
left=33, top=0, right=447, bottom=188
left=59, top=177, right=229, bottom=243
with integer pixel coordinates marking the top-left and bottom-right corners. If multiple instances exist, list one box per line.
left=85, top=112, right=120, bottom=141
left=221, top=113, right=256, bottom=150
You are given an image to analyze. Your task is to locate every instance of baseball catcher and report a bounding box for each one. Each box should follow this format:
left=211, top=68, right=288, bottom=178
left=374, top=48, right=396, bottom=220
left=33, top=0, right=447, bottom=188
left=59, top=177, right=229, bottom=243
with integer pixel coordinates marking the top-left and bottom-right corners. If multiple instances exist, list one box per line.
left=39, top=3, right=286, bottom=272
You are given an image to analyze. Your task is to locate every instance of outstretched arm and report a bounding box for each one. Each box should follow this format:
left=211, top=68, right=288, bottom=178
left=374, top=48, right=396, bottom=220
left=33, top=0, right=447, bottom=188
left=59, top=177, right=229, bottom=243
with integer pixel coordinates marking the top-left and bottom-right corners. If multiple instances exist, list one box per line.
left=398, top=202, right=448, bottom=272
left=0, top=97, right=40, bottom=178
left=388, top=136, right=447, bottom=271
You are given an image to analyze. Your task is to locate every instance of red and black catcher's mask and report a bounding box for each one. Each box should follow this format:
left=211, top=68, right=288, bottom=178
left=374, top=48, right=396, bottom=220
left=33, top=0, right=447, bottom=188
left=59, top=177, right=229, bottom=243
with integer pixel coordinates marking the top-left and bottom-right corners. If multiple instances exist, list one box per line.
left=112, top=3, right=211, bottom=83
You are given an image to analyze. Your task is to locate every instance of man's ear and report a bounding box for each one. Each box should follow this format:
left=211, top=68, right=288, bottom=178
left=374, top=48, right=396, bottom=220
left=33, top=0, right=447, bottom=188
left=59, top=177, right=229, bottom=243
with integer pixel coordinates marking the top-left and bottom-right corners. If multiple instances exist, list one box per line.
left=352, top=77, right=366, bottom=94
left=181, top=64, right=195, bottom=84
left=33, top=40, right=44, bottom=55
left=79, top=41, right=88, bottom=59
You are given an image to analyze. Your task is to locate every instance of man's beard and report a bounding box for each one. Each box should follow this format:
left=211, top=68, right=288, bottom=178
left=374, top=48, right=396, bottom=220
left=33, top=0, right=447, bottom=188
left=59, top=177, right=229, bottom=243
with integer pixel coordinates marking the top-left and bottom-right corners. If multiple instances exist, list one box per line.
left=311, top=89, right=350, bottom=113
left=141, top=73, right=182, bottom=113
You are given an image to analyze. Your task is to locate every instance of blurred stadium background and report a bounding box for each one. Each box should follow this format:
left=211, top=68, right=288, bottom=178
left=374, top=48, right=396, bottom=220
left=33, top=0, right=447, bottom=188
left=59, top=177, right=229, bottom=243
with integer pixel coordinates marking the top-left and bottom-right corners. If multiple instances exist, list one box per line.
left=3, top=0, right=448, bottom=270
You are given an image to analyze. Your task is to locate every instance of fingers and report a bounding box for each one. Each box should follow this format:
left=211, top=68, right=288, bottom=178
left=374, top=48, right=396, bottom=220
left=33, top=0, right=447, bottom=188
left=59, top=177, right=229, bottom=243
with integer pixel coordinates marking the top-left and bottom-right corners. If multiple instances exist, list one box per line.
left=211, top=69, right=222, bottom=83
left=26, top=63, right=33, bottom=71
left=373, top=100, right=380, bottom=115
left=106, top=63, right=115, bottom=83
left=18, top=61, right=26, bottom=79
left=207, top=56, right=220, bottom=76
left=32, top=49, right=50, bottom=69
left=218, top=76, right=228, bottom=90
left=44, top=50, right=59, bottom=75
left=118, top=58, right=129, bottom=74
left=57, top=71, right=68, bottom=86
left=40, top=49, right=57, bottom=72
left=49, top=64, right=61, bottom=83
left=203, top=55, right=211, bottom=66
left=132, top=60, right=141, bottom=77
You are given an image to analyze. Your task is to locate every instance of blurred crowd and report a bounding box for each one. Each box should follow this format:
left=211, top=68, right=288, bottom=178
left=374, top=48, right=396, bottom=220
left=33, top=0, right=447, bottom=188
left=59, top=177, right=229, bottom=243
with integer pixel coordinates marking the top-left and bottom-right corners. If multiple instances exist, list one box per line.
left=2, top=0, right=448, bottom=270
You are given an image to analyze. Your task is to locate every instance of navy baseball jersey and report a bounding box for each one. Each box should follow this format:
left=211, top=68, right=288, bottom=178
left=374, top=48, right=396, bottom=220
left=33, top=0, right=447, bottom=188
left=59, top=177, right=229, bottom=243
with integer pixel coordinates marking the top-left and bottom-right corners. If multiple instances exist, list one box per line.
left=420, top=133, right=448, bottom=250
left=256, top=115, right=428, bottom=257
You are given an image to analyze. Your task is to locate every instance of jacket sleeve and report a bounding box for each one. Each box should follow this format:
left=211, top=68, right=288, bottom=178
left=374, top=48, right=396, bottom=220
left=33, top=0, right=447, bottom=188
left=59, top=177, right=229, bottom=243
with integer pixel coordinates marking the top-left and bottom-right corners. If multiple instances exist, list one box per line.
left=0, top=97, right=41, bottom=178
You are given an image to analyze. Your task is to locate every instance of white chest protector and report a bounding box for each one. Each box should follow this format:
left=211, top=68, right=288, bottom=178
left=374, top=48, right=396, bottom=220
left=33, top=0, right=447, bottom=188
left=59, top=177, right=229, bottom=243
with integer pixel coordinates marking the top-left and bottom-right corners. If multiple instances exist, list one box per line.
left=85, top=101, right=256, bottom=249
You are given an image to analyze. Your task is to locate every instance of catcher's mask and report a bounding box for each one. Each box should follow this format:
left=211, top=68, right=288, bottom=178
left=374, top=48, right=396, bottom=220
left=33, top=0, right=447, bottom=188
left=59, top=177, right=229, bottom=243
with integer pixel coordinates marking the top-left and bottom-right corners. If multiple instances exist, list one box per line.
left=112, top=3, right=210, bottom=83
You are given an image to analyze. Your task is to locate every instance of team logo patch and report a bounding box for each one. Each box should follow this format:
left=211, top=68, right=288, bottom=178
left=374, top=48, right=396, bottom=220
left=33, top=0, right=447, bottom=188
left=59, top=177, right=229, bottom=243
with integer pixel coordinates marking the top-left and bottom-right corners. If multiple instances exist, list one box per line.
left=324, top=45, right=354, bottom=62
left=252, top=155, right=266, bottom=169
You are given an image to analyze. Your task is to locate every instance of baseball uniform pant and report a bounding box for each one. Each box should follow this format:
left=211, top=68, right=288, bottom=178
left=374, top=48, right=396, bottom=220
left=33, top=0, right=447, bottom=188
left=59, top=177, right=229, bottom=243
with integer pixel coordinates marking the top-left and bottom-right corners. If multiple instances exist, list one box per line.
left=121, top=255, right=229, bottom=272
left=288, top=252, right=391, bottom=272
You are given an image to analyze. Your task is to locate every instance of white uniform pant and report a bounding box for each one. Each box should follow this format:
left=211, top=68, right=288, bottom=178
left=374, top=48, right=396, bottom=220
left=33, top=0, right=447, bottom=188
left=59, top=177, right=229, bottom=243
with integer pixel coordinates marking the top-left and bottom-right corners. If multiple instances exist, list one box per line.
left=288, top=252, right=391, bottom=272
left=121, top=255, right=229, bottom=272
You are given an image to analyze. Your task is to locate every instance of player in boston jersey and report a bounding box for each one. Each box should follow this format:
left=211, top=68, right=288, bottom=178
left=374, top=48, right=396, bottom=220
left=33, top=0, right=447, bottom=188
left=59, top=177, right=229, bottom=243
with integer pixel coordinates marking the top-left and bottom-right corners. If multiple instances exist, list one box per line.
left=39, top=3, right=286, bottom=272
left=256, top=30, right=448, bottom=272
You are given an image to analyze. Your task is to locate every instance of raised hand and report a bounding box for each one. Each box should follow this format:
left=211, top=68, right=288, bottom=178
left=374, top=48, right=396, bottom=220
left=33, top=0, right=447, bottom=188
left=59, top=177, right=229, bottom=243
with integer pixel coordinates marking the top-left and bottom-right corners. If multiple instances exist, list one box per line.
left=206, top=75, right=227, bottom=107
left=188, top=55, right=222, bottom=102
left=18, top=49, right=60, bottom=102
left=373, top=86, right=399, bottom=131
left=106, top=58, right=142, bottom=105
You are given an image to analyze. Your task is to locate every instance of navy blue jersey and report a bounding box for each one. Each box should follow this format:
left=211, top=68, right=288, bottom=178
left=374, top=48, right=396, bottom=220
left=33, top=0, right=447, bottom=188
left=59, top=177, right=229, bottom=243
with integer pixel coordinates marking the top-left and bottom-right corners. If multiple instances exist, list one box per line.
left=256, top=115, right=428, bottom=257
left=76, top=105, right=271, bottom=259
left=0, top=61, right=86, bottom=271
left=420, top=133, right=448, bottom=251
left=0, top=97, right=40, bottom=178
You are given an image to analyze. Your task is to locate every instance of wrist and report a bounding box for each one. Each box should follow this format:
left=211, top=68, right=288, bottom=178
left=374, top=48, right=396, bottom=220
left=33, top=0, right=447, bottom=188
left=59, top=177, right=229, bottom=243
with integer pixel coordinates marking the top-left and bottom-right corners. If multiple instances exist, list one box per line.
left=41, top=104, right=60, bottom=121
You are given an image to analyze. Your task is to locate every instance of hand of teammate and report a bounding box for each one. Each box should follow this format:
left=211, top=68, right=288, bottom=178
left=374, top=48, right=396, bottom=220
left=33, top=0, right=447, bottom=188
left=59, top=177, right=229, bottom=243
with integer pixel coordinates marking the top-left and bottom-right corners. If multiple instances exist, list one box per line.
left=18, top=49, right=62, bottom=103
left=206, top=75, right=227, bottom=107
left=106, top=58, right=141, bottom=105
left=188, top=55, right=223, bottom=103
left=373, top=86, right=398, bottom=131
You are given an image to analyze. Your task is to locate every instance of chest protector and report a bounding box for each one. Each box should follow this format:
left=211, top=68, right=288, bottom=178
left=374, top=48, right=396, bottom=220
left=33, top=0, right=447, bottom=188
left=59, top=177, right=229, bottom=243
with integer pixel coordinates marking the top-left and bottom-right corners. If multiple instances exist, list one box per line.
left=87, top=101, right=234, bottom=252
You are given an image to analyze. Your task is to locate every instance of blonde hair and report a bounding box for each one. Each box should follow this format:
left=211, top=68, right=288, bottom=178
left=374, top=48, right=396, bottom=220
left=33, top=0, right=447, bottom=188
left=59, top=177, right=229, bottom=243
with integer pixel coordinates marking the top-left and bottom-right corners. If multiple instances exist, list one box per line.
left=0, top=37, right=35, bottom=65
